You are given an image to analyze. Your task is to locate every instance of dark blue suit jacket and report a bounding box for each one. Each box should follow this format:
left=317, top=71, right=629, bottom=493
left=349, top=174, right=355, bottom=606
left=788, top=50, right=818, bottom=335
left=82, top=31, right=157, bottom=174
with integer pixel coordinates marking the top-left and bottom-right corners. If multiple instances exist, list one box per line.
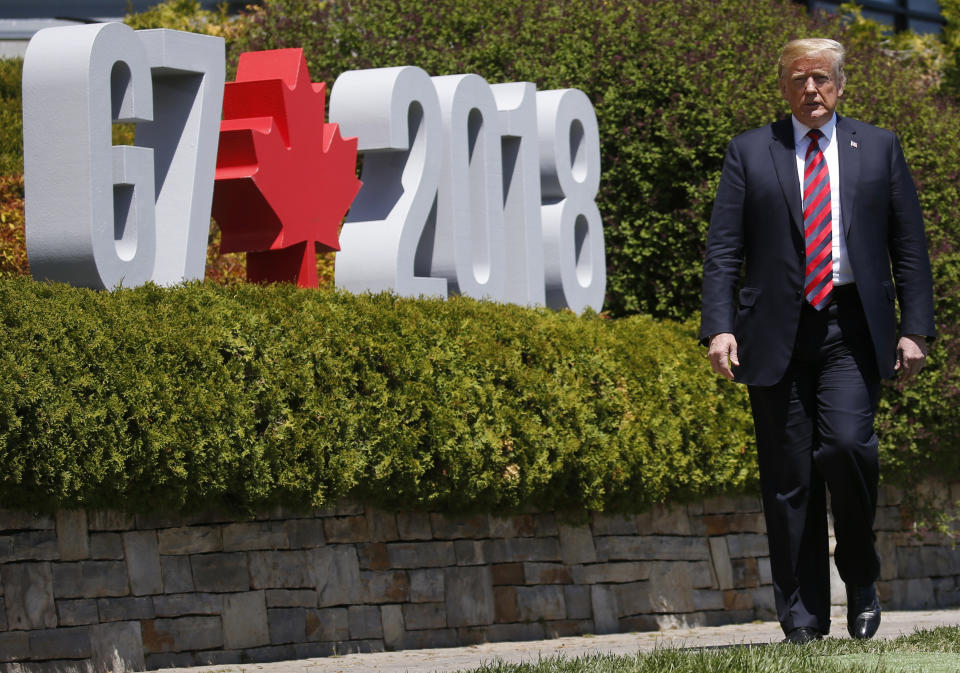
left=700, top=115, right=935, bottom=386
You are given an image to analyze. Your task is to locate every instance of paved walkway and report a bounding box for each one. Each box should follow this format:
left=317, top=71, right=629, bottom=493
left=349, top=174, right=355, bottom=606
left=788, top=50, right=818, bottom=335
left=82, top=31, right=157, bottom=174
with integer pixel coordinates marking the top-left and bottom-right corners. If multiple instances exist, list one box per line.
left=153, top=608, right=960, bottom=673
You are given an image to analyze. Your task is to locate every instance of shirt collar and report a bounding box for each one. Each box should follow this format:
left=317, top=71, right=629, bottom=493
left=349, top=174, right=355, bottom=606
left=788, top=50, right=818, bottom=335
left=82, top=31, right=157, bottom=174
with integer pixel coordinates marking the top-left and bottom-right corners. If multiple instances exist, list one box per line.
left=791, top=113, right=837, bottom=147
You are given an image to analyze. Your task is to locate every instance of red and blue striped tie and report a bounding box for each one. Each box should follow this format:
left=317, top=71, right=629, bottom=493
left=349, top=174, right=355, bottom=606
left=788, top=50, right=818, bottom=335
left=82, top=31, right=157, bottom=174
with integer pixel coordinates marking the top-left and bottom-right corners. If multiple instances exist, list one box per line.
left=803, top=129, right=833, bottom=310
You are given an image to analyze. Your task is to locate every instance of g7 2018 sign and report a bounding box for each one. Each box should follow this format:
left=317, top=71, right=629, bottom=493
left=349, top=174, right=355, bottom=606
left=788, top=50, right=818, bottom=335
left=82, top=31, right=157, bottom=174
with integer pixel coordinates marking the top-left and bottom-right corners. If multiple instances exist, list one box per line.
left=23, top=24, right=605, bottom=313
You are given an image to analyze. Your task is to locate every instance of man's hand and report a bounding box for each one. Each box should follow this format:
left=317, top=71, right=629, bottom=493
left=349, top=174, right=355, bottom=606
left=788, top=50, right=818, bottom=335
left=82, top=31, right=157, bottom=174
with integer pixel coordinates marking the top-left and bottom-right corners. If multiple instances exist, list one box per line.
left=708, top=332, right=740, bottom=380
left=895, top=334, right=928, bottom=380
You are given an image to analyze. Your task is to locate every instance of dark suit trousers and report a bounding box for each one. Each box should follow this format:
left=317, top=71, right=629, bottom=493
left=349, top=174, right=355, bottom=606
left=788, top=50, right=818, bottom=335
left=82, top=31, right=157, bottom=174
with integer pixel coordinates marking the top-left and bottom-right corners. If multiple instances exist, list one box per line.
left=747, top=285, right=881, bottom=635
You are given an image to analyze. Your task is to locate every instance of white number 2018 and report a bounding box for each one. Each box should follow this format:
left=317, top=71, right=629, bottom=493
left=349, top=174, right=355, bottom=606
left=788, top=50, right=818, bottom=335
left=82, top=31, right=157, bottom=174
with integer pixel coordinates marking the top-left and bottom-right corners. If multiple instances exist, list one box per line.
left=330, top=67, right=604, bottom=313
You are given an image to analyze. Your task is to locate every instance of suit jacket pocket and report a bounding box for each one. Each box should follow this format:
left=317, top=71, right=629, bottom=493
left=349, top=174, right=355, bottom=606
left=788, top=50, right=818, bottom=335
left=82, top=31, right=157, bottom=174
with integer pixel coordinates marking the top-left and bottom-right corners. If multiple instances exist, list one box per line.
left=738, top=287, right=760, bottom=309
left=882, top=280, right=895, bottom=302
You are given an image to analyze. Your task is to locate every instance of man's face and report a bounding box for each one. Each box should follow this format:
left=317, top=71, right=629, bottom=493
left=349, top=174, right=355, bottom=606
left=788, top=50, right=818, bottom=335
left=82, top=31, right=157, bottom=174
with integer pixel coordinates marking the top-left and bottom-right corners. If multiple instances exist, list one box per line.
left=779, top=53, right=843, bottom=129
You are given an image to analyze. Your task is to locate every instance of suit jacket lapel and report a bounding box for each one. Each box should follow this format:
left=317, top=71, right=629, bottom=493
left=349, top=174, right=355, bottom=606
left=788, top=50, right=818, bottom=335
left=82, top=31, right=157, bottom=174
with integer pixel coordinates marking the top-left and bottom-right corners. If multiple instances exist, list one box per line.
left=836, top=115, right=859, bottom=238
left=769, top=118, right=803, bottom=236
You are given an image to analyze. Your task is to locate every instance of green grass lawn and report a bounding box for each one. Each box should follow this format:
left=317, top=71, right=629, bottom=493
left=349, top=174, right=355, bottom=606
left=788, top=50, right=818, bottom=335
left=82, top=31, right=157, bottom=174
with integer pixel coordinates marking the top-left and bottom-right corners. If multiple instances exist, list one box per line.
left=469, top=627, right=960, bottom=673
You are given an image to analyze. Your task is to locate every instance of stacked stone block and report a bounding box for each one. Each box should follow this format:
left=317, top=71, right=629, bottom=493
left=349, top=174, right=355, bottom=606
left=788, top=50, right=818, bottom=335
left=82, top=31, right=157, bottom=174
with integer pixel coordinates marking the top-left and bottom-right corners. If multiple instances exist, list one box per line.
left=1, top=485, right=959, bottom=671
left=873, top=482, right=960, bottom=610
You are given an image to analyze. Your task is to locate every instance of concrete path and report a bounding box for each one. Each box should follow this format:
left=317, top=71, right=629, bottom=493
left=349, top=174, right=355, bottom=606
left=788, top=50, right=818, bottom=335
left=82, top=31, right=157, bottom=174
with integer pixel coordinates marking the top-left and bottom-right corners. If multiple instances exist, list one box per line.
left=152, top=609, right=960, bottom=673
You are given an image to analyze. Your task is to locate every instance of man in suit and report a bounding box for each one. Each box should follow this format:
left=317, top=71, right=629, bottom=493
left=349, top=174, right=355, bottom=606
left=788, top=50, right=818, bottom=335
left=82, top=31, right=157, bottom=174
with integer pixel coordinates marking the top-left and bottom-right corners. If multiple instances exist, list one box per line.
left=700, top=38, right=935, bottom=644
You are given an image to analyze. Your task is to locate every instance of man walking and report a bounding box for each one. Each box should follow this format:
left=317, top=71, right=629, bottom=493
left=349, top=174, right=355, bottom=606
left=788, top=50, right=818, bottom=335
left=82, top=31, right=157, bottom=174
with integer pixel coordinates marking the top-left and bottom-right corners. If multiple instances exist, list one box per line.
left=700, top=38, right=935, bottom=643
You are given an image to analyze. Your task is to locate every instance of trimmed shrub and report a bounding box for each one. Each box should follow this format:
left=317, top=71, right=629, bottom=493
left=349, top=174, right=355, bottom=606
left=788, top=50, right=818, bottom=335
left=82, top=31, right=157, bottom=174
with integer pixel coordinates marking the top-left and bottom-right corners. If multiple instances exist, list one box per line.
left=1, top=277, right=956, bottom=516
left=0, top=278, right=756, bottom=514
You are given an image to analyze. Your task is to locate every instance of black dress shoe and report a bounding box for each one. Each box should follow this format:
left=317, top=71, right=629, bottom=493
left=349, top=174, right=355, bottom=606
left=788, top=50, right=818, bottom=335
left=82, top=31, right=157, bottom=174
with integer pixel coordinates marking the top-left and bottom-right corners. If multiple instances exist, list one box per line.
left=783, top=626, right=822, bottom=644
left=847, top=584, right=881, bottom=639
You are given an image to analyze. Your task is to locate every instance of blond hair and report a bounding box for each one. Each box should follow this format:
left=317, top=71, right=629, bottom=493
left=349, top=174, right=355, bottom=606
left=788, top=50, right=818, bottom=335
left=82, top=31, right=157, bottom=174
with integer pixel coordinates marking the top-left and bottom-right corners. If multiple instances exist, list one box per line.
left=778, top=38, right=846, bottom=87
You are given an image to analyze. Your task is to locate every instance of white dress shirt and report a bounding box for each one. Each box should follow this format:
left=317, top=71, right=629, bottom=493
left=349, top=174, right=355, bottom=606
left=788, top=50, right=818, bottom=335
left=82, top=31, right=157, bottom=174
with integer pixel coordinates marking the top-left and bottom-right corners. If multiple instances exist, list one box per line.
left=791, top=113, right=854, bottom=286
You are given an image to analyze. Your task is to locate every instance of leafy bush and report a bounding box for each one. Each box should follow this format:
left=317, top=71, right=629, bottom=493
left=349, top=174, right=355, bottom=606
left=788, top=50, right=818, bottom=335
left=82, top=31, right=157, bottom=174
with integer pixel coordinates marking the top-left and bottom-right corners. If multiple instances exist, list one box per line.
left=3, top=278, right=957, bottom=516
left=940, top=0, right=960, bottom=98
left=123, top=0, right=231, bottom=35
left=0, top=278, right=757, bottom=514
left=0, top=174, right=25, bottom=278
left=0, top=58, right=23, bottom=175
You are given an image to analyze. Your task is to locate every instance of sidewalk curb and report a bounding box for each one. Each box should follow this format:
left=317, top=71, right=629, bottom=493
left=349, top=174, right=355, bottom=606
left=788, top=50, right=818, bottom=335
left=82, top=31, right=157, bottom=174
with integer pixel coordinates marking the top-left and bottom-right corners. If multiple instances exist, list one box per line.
left=150, top=609, right=960, bottom=673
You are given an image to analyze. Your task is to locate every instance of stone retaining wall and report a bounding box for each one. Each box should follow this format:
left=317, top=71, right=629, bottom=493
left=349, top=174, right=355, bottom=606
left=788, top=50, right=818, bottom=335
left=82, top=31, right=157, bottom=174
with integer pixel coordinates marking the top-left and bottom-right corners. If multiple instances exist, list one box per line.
left=2, top=484, right=959, bottom=671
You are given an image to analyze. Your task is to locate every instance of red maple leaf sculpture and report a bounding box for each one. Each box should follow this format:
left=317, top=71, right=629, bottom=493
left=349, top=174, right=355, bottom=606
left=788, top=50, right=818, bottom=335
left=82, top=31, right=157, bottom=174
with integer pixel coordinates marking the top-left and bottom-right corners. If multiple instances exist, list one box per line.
left=212, top=48, right=361, bottom=288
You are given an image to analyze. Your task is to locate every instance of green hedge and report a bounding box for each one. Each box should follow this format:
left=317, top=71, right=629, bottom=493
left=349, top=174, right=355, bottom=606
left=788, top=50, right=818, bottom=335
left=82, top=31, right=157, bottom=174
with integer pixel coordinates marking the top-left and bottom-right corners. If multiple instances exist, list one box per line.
left=2, top=278, right=958, bottom=516
left=0, top=278, right=758, bottom=514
